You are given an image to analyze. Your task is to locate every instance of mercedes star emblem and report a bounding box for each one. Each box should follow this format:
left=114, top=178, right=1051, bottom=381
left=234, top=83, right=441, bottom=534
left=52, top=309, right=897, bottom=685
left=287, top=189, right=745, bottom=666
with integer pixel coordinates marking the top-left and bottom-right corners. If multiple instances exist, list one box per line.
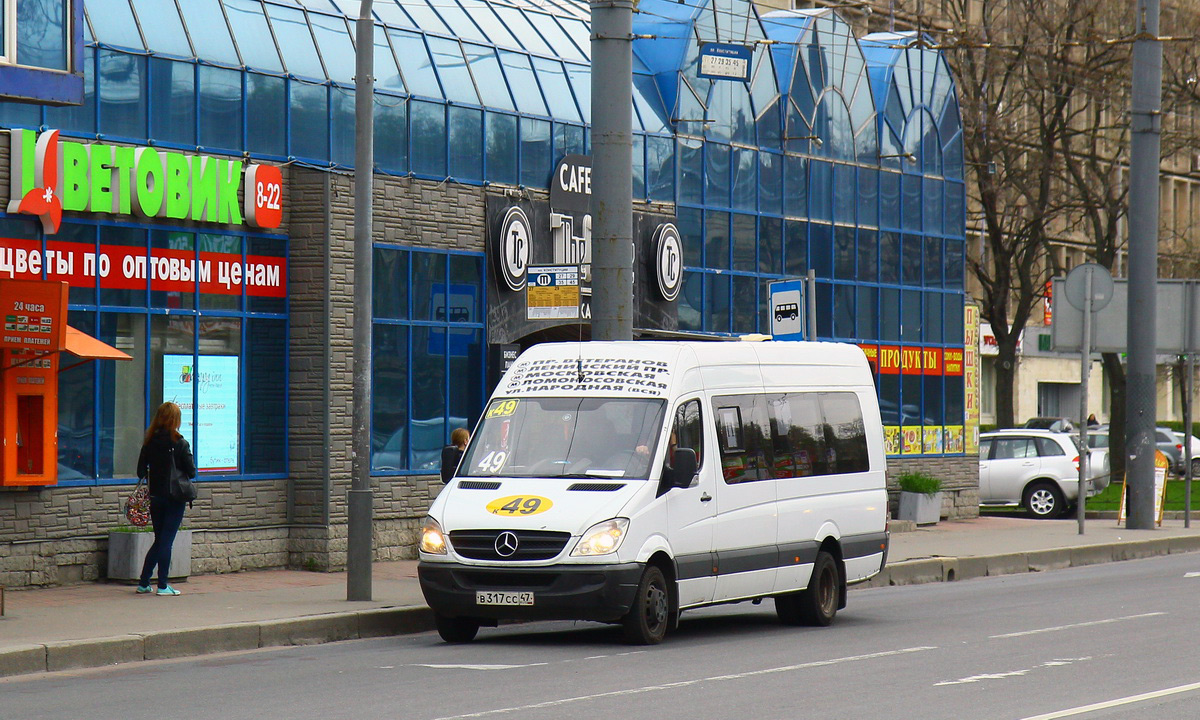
left=494, top=531, right=519, bottom=557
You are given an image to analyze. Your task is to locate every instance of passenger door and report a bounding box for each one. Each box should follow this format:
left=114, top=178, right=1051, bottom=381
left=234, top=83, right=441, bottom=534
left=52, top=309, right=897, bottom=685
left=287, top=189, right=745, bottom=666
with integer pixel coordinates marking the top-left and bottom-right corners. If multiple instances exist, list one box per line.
left=664, top=398, right=717, bottom=608
left=984, top=436, right=1039, bottom=503
left=710, top=394, right=778, bottom=603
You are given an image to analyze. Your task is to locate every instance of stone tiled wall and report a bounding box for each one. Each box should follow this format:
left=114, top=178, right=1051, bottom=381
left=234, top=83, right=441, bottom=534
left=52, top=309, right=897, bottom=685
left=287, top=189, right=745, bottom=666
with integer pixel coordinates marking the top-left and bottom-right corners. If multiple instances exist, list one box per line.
left=886, top=456, right=980, bottom=520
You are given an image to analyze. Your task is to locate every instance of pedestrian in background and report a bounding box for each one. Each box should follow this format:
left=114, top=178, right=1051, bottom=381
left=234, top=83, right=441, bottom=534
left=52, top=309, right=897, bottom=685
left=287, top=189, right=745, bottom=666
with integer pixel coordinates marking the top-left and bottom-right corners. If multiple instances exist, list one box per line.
left=1087, top=413, right=1099, bottom=428
left=441, top=427, right=470, bottom=483
left=136, top=402, right=197, bottom=596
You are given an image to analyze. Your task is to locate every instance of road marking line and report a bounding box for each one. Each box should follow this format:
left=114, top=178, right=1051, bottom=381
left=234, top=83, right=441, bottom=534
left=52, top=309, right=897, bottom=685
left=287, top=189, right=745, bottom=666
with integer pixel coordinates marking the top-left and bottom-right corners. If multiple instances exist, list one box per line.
left=430, top=646, right=937, bottom=720
left=935, top=658, right=1091, bottom=686
left=989, top=612, right=1165, bottom=639
left=1017, top=680, right=1200, bottom=719
left=412, top=663, right=549, bottom=671
left=1185, top=572, right=1200, bottom=578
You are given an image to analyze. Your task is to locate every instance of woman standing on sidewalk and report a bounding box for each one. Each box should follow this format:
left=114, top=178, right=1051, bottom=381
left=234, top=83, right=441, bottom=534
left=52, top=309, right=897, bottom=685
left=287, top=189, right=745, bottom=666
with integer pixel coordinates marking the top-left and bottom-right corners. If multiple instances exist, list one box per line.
left=135, top=402, right=196, bottom=596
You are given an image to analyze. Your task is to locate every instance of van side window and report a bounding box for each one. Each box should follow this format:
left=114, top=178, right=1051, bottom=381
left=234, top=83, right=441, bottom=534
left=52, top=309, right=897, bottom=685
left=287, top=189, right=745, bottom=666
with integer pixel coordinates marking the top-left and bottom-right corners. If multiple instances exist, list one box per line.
left=767, top=393, right=825, bottom=477
left=714, top=395, right=769, bottom=484
left=672, top=399, right=704, bottom=472
left=820, top=392, right=870, bottom=473
left=765, top=391, right=871, bottom=478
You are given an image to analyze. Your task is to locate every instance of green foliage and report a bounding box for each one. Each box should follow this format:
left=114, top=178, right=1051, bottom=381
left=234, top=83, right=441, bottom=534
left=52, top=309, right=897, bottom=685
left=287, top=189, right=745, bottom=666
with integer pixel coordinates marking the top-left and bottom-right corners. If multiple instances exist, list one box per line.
left=1085, top=480, right=1200, bottom=512
left=1160, top=421, right=1200, bottom=438
left=898, top=471, right=943, bottom=496
left=111, top=525, right=154, bottom=533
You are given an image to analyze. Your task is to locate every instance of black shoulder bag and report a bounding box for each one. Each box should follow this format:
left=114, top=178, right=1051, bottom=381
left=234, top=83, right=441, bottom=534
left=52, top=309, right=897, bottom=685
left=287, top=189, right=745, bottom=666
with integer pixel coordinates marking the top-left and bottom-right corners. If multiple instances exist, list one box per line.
left=167, top=445, right=198, bottom=504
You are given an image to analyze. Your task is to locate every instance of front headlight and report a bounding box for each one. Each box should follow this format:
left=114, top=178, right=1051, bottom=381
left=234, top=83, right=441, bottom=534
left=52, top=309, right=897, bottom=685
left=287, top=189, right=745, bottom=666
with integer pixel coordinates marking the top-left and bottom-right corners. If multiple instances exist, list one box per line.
left=420, top=517, right=448, bottom=555
left=571, top=518, right=629, bottom=557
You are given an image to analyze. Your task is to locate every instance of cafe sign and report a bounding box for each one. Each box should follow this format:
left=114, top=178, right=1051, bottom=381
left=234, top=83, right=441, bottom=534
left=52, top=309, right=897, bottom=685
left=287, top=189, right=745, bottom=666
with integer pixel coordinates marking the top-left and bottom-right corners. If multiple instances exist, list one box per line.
left=7, top=129, right=284, bottom=234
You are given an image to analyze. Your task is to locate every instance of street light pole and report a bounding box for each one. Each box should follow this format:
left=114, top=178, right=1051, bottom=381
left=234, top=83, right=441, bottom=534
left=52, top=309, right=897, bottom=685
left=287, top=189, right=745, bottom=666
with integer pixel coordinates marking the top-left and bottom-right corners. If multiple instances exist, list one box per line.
left=590, top=0, right=634, bottom=342
left=347, top=0, right=375, bottom=601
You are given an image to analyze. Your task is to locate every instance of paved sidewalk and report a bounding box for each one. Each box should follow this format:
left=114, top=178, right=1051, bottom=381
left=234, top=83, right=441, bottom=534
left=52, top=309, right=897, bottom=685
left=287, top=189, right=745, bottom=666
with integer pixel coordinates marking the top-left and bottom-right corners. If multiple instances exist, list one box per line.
left=3, top=514, right=1200, bottom=678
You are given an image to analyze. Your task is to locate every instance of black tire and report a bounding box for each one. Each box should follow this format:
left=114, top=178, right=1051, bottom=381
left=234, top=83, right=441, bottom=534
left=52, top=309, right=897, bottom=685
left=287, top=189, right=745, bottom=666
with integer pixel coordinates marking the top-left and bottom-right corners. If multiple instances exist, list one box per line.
left=776, top=550, right=839, bottom=627
left=622, top=565, right=670, bottom=645
left=1024, top=481, right=1065, bottom=519
left=1191, top=457, right=1200, bottom=478
left=435, top=614, right=480, bottom=643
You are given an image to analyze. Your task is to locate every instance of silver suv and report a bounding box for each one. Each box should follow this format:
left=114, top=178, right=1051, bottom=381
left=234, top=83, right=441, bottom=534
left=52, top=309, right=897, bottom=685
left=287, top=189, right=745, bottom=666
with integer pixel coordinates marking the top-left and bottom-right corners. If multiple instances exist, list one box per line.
left=979, top=429, right=1111, bottom=518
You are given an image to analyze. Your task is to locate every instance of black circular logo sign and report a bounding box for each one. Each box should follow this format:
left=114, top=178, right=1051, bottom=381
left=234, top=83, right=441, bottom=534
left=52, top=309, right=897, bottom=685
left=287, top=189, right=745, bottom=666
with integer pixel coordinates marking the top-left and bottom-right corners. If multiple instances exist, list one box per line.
left=499, top=207, right=531, bottom=291
left=654, top=223, right=683, bottom=302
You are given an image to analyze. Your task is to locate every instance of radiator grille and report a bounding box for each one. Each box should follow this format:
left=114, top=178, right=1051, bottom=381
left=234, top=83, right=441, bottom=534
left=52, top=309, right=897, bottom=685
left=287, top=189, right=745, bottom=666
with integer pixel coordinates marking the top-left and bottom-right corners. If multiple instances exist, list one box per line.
left=449, top=529, right=571, bottom=561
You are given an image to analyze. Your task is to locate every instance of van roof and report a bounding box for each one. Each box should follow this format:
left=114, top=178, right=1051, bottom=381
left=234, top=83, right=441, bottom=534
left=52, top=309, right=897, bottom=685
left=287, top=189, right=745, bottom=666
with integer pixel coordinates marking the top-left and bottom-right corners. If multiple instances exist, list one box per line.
left=496, top=341, right=870, bottom=399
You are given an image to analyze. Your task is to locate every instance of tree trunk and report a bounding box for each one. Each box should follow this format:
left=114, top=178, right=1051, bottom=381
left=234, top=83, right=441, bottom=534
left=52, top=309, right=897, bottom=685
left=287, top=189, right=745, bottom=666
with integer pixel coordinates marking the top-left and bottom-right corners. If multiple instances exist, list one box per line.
left=1102, top=352, right=1126, bottom=484
left=996, top=342, right=1018, bottom=428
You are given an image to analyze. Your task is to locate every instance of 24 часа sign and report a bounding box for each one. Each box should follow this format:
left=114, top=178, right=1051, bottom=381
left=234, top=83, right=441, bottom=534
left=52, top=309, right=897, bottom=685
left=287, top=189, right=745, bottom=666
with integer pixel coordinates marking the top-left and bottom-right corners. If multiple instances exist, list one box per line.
left=486, top=156, right=682, bottom=344
left=6, top=128, right=284, bottom=234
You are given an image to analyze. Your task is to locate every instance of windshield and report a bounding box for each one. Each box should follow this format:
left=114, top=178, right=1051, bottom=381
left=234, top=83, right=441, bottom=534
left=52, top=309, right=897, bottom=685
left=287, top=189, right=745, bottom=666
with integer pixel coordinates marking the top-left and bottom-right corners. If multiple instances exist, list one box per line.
left=462, top=397, right=667, bottom=479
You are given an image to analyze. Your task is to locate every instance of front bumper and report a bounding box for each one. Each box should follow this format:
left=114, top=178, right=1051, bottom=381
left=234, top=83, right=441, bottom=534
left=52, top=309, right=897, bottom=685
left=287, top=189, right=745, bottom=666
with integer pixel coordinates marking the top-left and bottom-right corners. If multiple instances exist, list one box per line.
left=418, top=561, right=644, bottom=623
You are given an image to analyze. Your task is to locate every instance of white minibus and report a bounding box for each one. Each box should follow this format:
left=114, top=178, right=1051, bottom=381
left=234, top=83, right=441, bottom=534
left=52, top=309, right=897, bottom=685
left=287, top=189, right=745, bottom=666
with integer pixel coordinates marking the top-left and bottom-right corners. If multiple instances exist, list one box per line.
left=418, top=340, right=889, bottom=644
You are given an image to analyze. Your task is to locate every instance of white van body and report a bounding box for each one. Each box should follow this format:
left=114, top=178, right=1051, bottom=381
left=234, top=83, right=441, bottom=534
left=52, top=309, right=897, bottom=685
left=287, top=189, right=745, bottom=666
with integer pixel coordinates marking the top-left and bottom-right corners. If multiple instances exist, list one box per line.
left=418, top=341, right=889, bottom=644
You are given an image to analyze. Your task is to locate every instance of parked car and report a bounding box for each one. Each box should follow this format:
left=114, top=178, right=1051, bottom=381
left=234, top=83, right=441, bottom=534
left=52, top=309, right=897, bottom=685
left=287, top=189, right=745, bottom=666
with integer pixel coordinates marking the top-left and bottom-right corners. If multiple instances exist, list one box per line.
left=979, top=429, right=1109, bottom=518
left=1174, top=432, right=1200, bottom=477
left=1090, top=425, right=1184, bottom=475
left=1023, top=417, right=1076, bottom=433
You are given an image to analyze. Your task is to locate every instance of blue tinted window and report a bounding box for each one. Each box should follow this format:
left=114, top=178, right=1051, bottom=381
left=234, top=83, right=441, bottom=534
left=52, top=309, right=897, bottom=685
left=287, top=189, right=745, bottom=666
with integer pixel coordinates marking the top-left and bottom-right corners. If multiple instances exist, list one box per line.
left=834, top=226, right=854, bottom=280
left=486, top=112, right=518, bottom=184
left=858, top=167, right=878, bottom=228
left=372, top=324, right=409, bottom=471
left=879, top=231, right=900, bottom=284
left=375, top=95, right=408, bottom=173
left=924, top=236, right=943, bottom=288
left=815, top=282, right=832, bottom=338
left=678, top=207, right=702, bottom=268
left=732, top=214, right=755, bottom=272
left=732, top=148, right=756, bottom=212
left=178, top=0, right=239, bottom=65
left=491, top=6, right=552, bottom=56
left=733, top=275, right=757, bottom=334
left=198, top=65, right=242, bottom=151
left=924, top=177, right=943, bottom=234
left=784, top=154, right=807, bottom=218
left=389, top=29, right=441, bottom=99
left=149, top=58, right=194, bottom=146
left=267, top=5, right=326, bottom=80
left=463, top=44, right=514, bottom=111
left=533, top=57, right=580, bottom=122
left=99, top=51, right=147, bottom=139
left=881, top=288, right=900, bottom=341
left=373, top=25, right=403, bottom=92
left=901, top=234, right=922, bottom=285
left=373, top=247, right=409, bottom=319
left=331, top=88, right=355, bottom=166
left=857, top=286, right=878, bottom=339
left=946, top=181, right=966, bottom=238
left=679, top=139, right=703, bottom=205
left=0, top=100, right=40, bottom=127
left=247, top=73, right=286, bottom=156
left=901, top=172, right=921, bottom=231
left=411, top=100, right=447, bottom=176
left=902, top=289, right=921, bottom=342
left=704, top=210, right=730, bottom=270
left=647, top=136, right=674, bottom=202
left=809, top=160, right=832, bottom=222
left=880, top=170, right=900, bottom=228
left=47, top=47, right=96, bottom=133
left=834, top=164, right=855, bottom=224
left=427, top=37, right=478, bottom=105
left=632, top=133, right=645, bottom=199
left=945, top=239, right=964, bottom=290
left=449, top=106, right=483, bottom=181
left=390, top=0, right=448, bottom=35
left=289, top=81, right=329, bottom=160
left=429, top=0, right=487, bottom=43
left=131, top=0, right=190, bottom=57
left=678, top=271, right=702, bottom=331
left=705, top=273, right=731, bottom=333
left=784, top=219, right=807, bottom=276
left=86, top=0, right=143, bottom=51
left=810, top=223, right=832, bottom=278
left=308, top=12, right=356, bottom=84
left=555, top=123, right=585, bottom=160
left=525, top=11, right=583, bottom=62
left=834, top=284, right=855, bottom=339
left=945, top=294, right=964, bottom=344
left=858, top=229, right=878, bottom=283
left=557, top=18, right=591, bottom=61
left=760, top=216, right=782, bottom=275
left=224, top=0, right=283, bottom=72
left=924, top=292, right=943, bottom=344
left=564, top=62, right=590, bottom=120
left=500, top=51, right=547, bottom=116
left=245, top=317, right=286, bottom=473
left=458, top=0, right=519, bottom=48
left=759, top=151, right=782, bottom=216
left=705, top=143, right=730, bottom=207
left=520, top=117, right=552, bottom=186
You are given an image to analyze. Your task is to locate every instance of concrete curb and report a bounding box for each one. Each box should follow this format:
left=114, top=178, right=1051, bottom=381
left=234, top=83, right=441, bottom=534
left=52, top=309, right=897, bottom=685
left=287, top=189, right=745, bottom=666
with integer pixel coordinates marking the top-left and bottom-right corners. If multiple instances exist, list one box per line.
left=0, top=605, right=433, bottom=680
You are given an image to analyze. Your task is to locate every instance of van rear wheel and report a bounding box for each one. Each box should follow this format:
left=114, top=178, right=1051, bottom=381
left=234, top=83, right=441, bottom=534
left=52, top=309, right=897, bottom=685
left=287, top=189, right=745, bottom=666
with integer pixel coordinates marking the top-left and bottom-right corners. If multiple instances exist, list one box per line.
left=622, top=565, right=670, bottom=645
left=435, top=614, right=480, bottom=643
left=776, top=551, right=839, bottom=627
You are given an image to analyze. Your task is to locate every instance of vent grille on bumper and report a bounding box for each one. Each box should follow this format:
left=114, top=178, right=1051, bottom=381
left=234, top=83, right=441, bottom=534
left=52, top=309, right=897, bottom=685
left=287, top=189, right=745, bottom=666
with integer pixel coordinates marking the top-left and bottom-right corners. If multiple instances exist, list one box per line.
left=449, top=530, right=572, bottom=561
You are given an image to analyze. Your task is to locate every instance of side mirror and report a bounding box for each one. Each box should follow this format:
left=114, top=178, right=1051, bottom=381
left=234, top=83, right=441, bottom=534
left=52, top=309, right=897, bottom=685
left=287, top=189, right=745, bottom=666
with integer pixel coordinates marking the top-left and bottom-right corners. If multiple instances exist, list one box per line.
left=671, top=448, right=698, bottom=487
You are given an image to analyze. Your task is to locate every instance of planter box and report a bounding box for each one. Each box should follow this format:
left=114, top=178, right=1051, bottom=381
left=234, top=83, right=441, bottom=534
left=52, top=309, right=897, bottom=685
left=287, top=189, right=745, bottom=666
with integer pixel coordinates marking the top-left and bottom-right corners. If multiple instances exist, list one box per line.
left=107, top=530, right=192, bottom=583
left=897, top=491, right=943, bottom=525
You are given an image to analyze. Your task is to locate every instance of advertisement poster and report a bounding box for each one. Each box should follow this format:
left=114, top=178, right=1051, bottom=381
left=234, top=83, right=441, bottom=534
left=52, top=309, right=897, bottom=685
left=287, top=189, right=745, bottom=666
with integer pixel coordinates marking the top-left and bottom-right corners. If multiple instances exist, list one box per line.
left=163, top=354, right=239, bottom=472
left=923, top=426, right=944, bottom=454
left=883, top=426, right=901, bottom=456
left=963, top=305, right=981, bottom=454
left=902, top=425, right=922, bottom=455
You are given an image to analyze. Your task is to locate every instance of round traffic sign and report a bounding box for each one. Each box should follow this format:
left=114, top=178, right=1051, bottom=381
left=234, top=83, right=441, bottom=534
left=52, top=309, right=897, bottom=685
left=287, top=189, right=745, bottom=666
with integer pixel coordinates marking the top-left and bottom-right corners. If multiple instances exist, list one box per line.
left=1063, top=262, right=1114, bottom=312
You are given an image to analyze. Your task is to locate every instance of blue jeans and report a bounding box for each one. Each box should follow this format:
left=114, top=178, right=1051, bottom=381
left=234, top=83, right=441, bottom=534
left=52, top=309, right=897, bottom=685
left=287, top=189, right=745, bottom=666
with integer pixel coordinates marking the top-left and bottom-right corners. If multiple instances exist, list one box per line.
left=138, top=496, right=187, bottom=589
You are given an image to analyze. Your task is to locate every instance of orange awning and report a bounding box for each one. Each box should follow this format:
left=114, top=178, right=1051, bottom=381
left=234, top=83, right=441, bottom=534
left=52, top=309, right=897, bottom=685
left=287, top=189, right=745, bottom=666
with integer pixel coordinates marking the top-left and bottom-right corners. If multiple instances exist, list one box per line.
left=63, top=325, right=131, bottom=361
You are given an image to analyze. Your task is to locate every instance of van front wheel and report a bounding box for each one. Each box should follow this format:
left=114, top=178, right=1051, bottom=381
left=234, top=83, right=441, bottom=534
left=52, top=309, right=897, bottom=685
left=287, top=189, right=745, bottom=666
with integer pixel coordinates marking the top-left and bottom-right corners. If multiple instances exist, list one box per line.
left=435, top=614, right=480, bottom=643
left=776, top=551, right=839, bottom=627
left=622, top=565, right=670, bottom=645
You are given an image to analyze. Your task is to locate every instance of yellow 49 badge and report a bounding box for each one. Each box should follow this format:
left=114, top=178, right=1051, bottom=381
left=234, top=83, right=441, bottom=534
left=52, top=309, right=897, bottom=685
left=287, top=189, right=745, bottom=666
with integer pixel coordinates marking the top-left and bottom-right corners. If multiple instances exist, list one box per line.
left=486, top=495, right=553, bottom=516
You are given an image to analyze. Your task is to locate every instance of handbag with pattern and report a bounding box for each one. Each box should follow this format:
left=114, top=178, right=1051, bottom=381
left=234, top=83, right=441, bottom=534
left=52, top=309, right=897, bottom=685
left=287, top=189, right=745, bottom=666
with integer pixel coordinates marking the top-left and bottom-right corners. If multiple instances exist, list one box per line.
left=123, top=477, right=150, bottom=527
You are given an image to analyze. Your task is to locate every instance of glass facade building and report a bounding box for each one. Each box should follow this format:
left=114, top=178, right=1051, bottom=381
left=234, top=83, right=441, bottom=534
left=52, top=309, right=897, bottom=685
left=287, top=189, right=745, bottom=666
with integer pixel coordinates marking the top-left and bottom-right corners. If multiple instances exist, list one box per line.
left=0, top=0, right=967, bottom=489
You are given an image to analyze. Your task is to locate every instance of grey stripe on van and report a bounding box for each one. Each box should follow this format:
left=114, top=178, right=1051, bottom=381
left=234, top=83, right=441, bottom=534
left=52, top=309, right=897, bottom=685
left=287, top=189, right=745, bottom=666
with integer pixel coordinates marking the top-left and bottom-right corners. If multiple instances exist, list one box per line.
left=675, top=532, right=888, bottom=581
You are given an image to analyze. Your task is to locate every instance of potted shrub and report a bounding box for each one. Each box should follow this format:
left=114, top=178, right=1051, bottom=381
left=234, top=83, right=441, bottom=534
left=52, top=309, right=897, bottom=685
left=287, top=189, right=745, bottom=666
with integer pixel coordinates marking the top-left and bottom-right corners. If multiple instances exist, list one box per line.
left=107, top=525, right=192, bottom=583
left=896, top=471, right=944, bottom=525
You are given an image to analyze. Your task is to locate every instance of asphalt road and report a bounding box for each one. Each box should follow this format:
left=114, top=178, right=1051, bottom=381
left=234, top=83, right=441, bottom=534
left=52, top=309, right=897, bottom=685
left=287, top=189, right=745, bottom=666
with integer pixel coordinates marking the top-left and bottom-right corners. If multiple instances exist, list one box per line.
left=6, top=553, right=1200, bottom=720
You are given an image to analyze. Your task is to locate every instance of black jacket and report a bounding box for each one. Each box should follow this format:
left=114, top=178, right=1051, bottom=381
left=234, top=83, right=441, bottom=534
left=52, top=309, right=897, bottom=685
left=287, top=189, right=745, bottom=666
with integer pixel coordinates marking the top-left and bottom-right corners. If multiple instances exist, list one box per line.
left=441, top=445, right=464, bottom=483
left=137, top=430, right=197, bottom=499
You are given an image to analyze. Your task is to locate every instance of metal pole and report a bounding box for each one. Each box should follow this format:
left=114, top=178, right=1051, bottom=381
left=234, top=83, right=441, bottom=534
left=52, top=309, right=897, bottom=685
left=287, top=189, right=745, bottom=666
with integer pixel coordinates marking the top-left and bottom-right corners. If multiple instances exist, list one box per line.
left=806, top=269, right=817, bottom=341
left=590, top=0, right=634, bottom=342
left=1077, top=268, right=1092, bottom=535
left=1126, top=0, right=1161, bottom=529
left=347, top=0, right=375, bottom=601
